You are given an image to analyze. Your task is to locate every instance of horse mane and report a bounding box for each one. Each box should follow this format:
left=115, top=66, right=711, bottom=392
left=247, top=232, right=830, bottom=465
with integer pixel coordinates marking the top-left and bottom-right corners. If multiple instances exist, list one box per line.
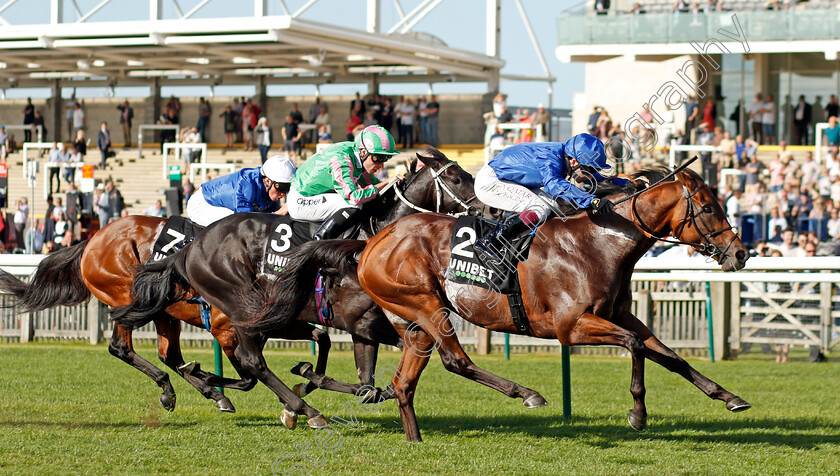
left=551, top=166, right=677, bottom=217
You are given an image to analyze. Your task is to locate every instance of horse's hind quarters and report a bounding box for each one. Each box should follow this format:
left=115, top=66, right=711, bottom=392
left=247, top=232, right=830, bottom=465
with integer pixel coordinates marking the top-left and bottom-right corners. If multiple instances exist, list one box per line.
left=523, top=393, right=548, bottom=408
left=215, top=397, right=236, bottom=413
left=726, top=397, right=751, bottom=412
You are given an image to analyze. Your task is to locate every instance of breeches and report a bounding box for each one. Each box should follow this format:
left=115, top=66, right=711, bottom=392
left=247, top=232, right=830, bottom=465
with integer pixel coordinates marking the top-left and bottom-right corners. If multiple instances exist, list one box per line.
left=474, top=165, right=552, bottom=222
left=185, top=188, right=234, bottom=226
left=287, top=187, right=360, bottom=222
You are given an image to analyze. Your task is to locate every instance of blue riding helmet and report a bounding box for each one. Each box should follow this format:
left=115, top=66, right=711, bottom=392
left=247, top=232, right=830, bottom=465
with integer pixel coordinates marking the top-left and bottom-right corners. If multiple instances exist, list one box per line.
left=565, top=133, right=608, bottom=170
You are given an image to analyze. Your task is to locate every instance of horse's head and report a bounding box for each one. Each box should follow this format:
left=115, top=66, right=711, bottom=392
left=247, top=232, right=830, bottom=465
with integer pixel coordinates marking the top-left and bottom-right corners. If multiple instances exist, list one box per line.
left=402, top=147, right=479, bottom=216
left=668, top=168, right=748, bottom=271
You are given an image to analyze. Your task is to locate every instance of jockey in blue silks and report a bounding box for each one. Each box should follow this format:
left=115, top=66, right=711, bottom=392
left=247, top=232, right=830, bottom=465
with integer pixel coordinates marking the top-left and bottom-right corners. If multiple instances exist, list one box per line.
left=473, top=133, right=628, bottom=260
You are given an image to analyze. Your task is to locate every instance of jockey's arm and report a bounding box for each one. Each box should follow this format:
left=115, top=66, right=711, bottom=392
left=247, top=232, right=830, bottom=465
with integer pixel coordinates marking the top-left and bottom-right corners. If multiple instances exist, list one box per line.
left=274, top=202, right=288, bottom=215
left=330, top=154, right=377, bottom=206
left=233, top=175, right=259, bottom=213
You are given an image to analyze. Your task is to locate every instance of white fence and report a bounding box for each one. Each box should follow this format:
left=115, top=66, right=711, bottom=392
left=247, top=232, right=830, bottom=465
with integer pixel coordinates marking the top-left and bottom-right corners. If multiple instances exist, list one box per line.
left=1, top=255, right=838, bottom=357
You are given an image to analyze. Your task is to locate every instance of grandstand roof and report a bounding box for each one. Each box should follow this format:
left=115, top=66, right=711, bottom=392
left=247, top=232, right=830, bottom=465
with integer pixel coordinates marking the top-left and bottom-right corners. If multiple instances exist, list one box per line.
left=0, top=15, right=505, bottom=89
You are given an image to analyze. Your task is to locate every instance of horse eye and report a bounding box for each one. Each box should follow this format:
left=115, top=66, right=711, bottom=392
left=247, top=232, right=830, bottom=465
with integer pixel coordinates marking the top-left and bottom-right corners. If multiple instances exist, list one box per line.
left=452, top=178, right=461, bottom=185
left=702, top=205, right=713, bottom=214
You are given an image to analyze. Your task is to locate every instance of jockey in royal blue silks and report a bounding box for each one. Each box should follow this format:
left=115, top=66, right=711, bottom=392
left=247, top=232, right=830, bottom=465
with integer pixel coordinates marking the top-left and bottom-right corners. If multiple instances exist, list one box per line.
left=186, top=155, right=297, bottom=226
left=473, top=133, right=628, bottom=260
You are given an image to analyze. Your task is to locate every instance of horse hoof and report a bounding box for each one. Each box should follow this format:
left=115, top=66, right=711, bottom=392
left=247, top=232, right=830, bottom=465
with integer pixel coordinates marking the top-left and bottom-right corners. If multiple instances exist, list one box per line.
left=523, top=394, right=548, bottom=408
left=307, top=415, right=329, bottom=429
left=281, top=409, right=298, bottom=430
left=628, top=410, right=647, bottom=432
left=215, top=397, right=236, bottom=413
left=726, top=397, right=751, bottom=412
left=290, top=362, right=313, bottom=377
left=292, top=383, right=309, bottom=398
left=178, top=361, right=199, bottom=375
left=160, top=393, right=176, bottom=412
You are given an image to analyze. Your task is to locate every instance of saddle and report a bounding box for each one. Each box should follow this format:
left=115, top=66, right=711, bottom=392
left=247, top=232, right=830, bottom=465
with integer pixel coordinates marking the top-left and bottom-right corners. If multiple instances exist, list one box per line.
left=445, top=215, right=536, bottom=335
left=148, top=216, right=205, bottom=263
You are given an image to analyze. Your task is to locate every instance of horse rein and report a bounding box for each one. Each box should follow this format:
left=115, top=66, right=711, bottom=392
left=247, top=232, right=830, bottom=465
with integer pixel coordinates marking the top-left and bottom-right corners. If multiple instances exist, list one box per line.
left=385, top=161, right=478, bottom=217
left=627, top=171, right=738, bottom=262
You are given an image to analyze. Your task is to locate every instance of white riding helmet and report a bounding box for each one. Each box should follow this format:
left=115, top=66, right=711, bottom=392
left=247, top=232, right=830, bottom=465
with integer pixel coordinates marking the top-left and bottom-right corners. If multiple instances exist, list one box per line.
left=261, top=155, right=296, bottom=183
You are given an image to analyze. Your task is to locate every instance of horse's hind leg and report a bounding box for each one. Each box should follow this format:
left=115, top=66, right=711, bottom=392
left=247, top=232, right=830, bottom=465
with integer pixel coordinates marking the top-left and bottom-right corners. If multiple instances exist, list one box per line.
left=623, top=313, right=750, bottom=412
left=233, top=329, right=329, bottom=430
left=154, top=316, right=237, bottom=412
left=564, top=313, right=649, bottom=431
left=108, top=324, right=178, bottom=412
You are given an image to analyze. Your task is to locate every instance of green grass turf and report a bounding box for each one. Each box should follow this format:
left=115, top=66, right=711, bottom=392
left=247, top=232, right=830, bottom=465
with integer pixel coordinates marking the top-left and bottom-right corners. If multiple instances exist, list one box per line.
left=0, top=343, right=838, bottom=475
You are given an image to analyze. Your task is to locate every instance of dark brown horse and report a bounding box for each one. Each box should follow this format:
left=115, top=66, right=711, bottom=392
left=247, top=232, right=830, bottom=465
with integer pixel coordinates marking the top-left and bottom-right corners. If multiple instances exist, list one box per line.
left=0, top=216, right=332, bottom=416
left=111, top=148, right=481, bottom=428
left=272, top=166, right=751, bottom=441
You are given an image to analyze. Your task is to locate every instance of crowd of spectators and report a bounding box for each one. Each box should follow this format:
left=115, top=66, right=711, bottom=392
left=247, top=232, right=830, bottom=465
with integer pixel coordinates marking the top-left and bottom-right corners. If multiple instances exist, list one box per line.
left=483, top=93, right=551, bottom=156
left=596, top=0, right=833, bottom=15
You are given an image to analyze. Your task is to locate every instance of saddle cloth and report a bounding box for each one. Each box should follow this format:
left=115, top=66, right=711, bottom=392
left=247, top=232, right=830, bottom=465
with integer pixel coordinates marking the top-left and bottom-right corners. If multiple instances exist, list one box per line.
left=149, top=216, right=205, bottom=263
left=444, top=215, right=534, bottom=295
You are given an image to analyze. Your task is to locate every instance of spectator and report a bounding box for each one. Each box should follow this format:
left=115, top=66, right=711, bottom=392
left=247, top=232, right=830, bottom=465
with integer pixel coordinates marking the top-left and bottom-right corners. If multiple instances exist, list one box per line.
left=702, top=96, right=716, bottom=131
left=425, top=95, right=440, bottom=147
left=744, top=153, right=763, bottom=189
left=0, top=126, right=8, bottom=158
left=492, top=93, right=506, bottom=118
left=158, top=106, right=179, bottom=153
left=763, top=94, right=777, bottom=145
left=72, top=103, right=85, bottom=137
left=497, top=105, right=514, bottom=124
left=317, top=124, right=332, bottom=144
left=241, top=98, right=259, bottom=151
left=684, top=96, right=698, bottom=140
left=367, top=93, right=382, bottom=122
left=33, top=110, right=46, bottom=143
left=349, top=92, right=366, bottom=117
left=95, top=184, right=109, bottom=227
left=308, top=97, right=322, bottom=128
left=363, top=111, right=378, bottom=127
left=107, top=180, right=124, bottom=223
left=770, top=227, right=799, bottom=256
left=823, top=116, right=839, bottom=160
left=166, top=95, right=181, bottom=114
left=828, top=208, right=840, bottom=239
left=792, top=95, right=812, bottom=146
left=51, top=197, right=66, bottom=222
left=13, top=198, right=28, bottom=250
left=47, top=142, right=69, bottom=195
left=220, top=105, right=237, bottom=149
left=380, top=97, right=395, bottom=133
left=22, top=97, right=34, bottom=142
left=73, top=129, right=87, bottom=160
left=289, top=102, right=304, bottom=125
left=182, top=128, right=202, bottom=164
left=232, top=97, right=244, bottom=143
left=116, top=100, right=134, bottom=148
left=282, top=115, right=302, bottom=163
left=65, top=93, right=78, bottom=142
left=719, top=131, right=736, bottom=168
left=596, top=108, right=612, bottom=140
left=595, top=0, right=610, bottom=15
left=749, top=93, right=764, bottom=144
left=255, top=117, right=272, bottom=164
left=196, top=97, right=211, bottom=143
left=24, top=218, right=43, bottom=254
left=768, top=207, right=788, bottom=240
left=726, top=189, right=742, bottom=226
left=416, top=96, right=428, bottom=144
left=533, top=103, right=549, bottom=140
left=825, top=94, right=839, bottom=121
left=398, top=98, right=415, bottom=148
left=628, top=2, right=645, bottom=13
left=97, top=122, right=111, bottom=169
left=801, top=152, right=819, bottom=187
left=183, top=178, right=196, bottom=209
left=588, top=106, right=600, bottom=136
left=346, top=108, right=362, bottom=142
left=144, top=200, right=166, bottom=217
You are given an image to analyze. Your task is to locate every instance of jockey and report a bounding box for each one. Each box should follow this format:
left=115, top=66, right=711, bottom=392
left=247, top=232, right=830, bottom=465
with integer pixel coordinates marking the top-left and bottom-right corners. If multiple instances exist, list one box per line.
left=473, top=133, right=628, bottom=259
left=186, top=154, right=296, bottom=226
left=288, top=125, right=400, bottom=240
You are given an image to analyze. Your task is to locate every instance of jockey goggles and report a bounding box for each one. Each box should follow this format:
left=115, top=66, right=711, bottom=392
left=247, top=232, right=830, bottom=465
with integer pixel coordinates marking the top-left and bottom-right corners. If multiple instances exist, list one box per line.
left=369, top=153, right=392, bottom=164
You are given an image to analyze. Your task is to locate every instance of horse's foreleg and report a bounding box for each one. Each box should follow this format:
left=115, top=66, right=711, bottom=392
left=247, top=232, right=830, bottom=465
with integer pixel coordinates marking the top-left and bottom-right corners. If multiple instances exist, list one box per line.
left=623, top=313, right=751, bottom=412
left=387, top=301, right=546, bottom=408
left=108, top=324, right=177, bottom=412
left=565, top=313, right=648, bottom=431
left=154, top=316, right=236, bottom=413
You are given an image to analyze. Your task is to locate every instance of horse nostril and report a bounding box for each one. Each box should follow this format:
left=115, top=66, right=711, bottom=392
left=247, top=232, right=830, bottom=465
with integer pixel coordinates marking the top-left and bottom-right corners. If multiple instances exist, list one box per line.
left=736, top=250, right=747, bottom=262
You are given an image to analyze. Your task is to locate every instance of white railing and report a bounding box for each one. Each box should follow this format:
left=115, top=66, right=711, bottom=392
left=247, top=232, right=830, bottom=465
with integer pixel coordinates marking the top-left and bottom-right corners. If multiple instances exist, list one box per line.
left=137, top=124, right=180, bottom=159
left=21, top=142, right=56, bottom=179
left=668, top=143, right=720, bottom=168
left=189, top=162, right=235, bottom=185
left=162, top=142, right=207, bottom=179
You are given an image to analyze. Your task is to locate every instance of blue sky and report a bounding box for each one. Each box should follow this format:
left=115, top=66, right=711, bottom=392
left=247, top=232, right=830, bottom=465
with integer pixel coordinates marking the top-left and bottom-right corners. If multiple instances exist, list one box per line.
left=3, top=0, right=584, bottom=108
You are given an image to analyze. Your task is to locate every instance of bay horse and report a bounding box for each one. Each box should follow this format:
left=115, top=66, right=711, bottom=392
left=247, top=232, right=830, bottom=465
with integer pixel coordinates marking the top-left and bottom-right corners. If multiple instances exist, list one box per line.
left=269, top=165, right=751, bottom=441
left=111, top=148, right=481, bottom=428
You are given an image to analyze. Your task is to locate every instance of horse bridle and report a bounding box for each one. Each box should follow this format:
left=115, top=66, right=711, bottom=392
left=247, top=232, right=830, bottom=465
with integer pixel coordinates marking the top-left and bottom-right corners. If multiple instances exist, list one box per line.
left=384, top=161, right=478, bottom=217
left=621, top=159, right=738, bottom=262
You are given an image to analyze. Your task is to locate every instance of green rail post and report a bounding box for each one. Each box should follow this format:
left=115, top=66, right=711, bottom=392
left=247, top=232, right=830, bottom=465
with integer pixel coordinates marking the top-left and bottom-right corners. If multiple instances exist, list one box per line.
left=561, top=344, right=571, bottom=419
left=213, top=338, right=224, bottom=394
left=705, top=281, right=715, bottom=363
left=311, top=340, right=316, bottom=355
left=504, top=333, right=510, bottom=360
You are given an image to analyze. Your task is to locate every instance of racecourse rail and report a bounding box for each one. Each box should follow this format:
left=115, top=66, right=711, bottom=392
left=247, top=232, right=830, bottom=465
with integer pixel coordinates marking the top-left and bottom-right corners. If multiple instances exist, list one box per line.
left=1, top=254, right=838, bottom=358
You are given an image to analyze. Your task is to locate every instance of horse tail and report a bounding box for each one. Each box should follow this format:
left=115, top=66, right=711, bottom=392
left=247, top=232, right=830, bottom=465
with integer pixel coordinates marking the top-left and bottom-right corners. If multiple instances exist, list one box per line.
left=110, top=246, right=192, bottom=329
left=0, top=240, right=91, bottom=312
left=238, top=239, right=367, bottom=335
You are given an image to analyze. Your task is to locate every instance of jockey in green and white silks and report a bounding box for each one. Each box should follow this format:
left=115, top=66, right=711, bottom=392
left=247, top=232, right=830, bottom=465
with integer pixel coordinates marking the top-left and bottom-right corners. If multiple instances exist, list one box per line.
left=287, top=125, right=401, bottom=239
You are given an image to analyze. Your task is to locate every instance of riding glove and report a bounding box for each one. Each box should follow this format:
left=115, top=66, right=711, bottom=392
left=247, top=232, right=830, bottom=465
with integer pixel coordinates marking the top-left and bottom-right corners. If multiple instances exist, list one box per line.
left=590, top=198, right=613, bottom=215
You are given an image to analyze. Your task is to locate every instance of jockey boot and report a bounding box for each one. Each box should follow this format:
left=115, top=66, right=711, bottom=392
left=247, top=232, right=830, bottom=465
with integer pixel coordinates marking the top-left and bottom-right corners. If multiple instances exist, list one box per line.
left=473, top=212, right=533, bottom=263
left=314, top=208, right=361, bottom=240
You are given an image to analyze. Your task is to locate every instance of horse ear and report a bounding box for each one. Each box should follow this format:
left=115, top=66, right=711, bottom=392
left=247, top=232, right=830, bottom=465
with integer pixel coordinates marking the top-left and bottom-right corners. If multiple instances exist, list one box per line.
left=416, top=151, right=441, bottom=169
left=409, top=158, right=418, bottom=174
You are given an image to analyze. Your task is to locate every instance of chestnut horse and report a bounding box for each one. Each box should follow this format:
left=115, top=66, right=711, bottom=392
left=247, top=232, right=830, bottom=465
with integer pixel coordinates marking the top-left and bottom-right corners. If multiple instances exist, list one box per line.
left=271, top=165, right=751, bottom=441
left=111, top=148, right=481, bottom=428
